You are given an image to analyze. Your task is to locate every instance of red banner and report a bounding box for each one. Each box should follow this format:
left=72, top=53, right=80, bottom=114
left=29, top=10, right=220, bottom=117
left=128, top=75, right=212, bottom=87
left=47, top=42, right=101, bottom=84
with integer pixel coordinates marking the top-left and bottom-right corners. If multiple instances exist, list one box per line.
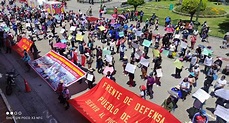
left=69, top=77, right=181, bottom=123
left=12, top=38, right=33, bottom=56
left=29, top=50, right=86, bottom=90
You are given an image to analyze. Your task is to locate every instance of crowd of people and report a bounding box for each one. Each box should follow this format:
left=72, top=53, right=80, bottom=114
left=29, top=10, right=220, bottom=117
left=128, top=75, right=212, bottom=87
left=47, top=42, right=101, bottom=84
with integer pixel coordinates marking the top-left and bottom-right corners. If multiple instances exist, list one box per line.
left=0, top=0, right=228, bottom=122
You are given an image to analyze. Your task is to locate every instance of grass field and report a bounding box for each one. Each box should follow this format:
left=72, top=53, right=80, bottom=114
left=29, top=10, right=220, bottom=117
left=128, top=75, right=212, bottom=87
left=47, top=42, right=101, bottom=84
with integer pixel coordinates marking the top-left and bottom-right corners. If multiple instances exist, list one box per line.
left=107, top=1, right=229, bottom=38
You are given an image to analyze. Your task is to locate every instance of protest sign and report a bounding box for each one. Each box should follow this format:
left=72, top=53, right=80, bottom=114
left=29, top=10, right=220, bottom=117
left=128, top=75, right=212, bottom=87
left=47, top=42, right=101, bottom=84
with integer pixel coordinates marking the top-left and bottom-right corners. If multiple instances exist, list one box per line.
left=132, top=43, right=139, bottom=49
left=162, top=50, right=169, bottom=56
left=202, top=48, right=213, bottom=56
left=68, top=35, right=72, bottom=40
left=87, top=74, right=94, bottom=81
left=60, top=29, right=65, bottom=34
left=156, top=69, right=163, bottom=77
left=119, top=31, right=124, bottom=37
left=136, top=30, right=142, bottom=37
left=214, top=105, right=229, bottom=122
left=76, top=34, right=84, bottom=41
left=103, top=66, right=114, bottom=75
left=98, top=26, right=106, bottom=31
left=103, top=49, right=111, bottom=56
left=180, top=41, right=187, bottom=49
left=140, top=58, right=150, bottom=67
left=142, top=39, right=152, bottom=47
left=125, top=63, right=136, bottom=74
left=192, top=88, right=210, bottom=103
left=70, top=26, right=76, bottom=31
left=105, top=55, right=112, bottom=63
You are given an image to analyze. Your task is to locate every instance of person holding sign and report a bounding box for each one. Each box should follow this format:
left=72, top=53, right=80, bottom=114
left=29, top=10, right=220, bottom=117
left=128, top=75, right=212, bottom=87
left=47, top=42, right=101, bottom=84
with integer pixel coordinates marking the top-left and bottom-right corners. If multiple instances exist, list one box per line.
left=86, top=68, right=95, bottom=89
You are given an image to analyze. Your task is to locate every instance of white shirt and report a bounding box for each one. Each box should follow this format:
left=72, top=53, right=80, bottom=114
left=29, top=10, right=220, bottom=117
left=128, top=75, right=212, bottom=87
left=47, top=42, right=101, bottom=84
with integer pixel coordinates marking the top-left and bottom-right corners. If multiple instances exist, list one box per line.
left=215, top=79, right=227, bottom=88
left=169, top=44, right=175, bottom=52
left=204, top=57, right=213, bottom=66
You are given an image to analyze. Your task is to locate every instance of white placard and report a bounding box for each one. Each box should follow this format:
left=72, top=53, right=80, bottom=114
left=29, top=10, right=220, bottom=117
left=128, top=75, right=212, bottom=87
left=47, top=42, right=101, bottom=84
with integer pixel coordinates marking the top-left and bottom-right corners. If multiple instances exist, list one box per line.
left=136, top=31, right=142, bottom=37
left=132, top=43, right=139, bottom=49
left=156, top=69, right=163, bottom=77
left=192, top=88, right=210, bottom=103
left=70, top=26, right=76, bottom=31
left=215, top=89, right=229, bottom=100
left=134, top=53, right=140, bottom=59
left=180, top=41, right=188, bottom=49
left=140, top=58, right=150, bottom=67
left=103, top=66, right=114, bottom=75
left=174, top=34, right=180, bottom=39
left=86, top=74, right=93, bottom=81
left=25, top=23, right=30, bottom=27
left=105, top=55, right=112, bottom=63
left=125, top=63, right=136, bottom=74
left=214, top=105, right=229, bottom=122
left=60, top=29, right=65, bottom=34
left=77, top=31, right=82, bottom=35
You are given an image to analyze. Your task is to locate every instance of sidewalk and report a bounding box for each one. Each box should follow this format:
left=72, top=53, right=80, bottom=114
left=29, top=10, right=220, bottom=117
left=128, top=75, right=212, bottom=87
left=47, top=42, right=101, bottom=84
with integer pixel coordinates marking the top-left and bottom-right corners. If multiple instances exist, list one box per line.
left=0, top=51, right=89, bottom=123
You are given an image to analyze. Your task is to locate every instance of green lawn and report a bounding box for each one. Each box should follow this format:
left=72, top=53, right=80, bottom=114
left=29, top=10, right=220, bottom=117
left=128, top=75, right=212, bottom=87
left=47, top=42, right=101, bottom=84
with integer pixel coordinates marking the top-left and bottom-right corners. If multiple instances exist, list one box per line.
left=107, top=1, right=229, bottom=38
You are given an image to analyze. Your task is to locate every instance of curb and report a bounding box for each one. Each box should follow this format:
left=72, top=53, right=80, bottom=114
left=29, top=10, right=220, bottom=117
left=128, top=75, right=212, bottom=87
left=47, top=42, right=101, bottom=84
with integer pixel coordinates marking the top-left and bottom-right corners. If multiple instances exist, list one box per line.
left=0, top=89, right=17, bottom=123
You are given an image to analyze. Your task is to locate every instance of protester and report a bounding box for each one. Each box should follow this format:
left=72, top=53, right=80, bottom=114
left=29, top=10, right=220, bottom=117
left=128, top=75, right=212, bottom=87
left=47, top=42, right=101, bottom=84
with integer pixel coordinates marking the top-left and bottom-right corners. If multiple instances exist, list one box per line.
left=139, top=85, right=147, bottom=99
left=161, top=96, right=174, bottom=112
left=146, top=75, right=154, bottom=99
left=213, top=75, right=227, bottom=91
left=192, top=110, right=208, bottom=123
left=62, top=86, right=70, bottom=110
left=86, top=68, right=95, bottom=89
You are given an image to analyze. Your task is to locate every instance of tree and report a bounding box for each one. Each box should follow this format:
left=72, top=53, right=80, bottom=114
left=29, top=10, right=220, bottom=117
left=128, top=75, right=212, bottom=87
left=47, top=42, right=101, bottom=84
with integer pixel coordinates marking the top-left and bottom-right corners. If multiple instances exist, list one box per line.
left=181, top=0, right=207, bottom=21
left=127, top=0, right=145, bottom=11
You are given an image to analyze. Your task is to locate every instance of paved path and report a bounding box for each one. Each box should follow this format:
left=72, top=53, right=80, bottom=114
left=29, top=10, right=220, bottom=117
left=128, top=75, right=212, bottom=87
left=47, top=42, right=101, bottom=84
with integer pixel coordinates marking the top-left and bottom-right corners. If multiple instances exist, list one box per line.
left=0, top=0, right=228, bottom=123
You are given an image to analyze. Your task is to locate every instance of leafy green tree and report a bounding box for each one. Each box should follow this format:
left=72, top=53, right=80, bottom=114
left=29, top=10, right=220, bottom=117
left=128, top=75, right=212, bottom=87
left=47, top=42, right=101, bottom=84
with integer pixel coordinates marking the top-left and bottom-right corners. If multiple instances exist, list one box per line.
left=182, top=0, right=207, bottom=21
left=127, top=0, right=145, bottom=11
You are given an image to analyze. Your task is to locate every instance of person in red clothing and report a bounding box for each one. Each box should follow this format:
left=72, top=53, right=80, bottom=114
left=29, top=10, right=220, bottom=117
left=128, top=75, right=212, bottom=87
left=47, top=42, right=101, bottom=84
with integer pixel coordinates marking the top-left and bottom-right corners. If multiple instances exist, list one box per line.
left=70, top=47, right=78, bottom=64
left=190, top=35, right=197, bottom=50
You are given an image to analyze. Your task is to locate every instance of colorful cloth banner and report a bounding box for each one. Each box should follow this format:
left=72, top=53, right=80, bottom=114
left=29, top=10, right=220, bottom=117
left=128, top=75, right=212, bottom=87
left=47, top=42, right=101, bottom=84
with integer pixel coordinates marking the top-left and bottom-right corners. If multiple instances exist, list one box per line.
left=29, top=50, right=86, bottom=90
left=12, top=38, right=33, bottom=56
left=69, top=77, right=181, bottom=123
